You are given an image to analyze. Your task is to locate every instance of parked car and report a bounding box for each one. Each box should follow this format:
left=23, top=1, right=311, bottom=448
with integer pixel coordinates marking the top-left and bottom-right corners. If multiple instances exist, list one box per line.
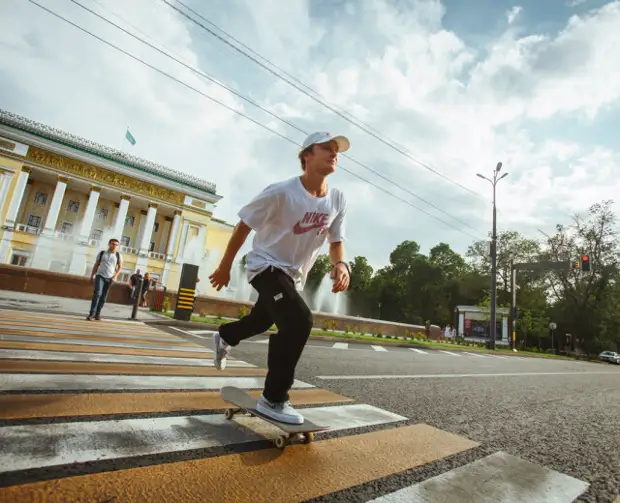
left=598, top=351, right=620, bottom=364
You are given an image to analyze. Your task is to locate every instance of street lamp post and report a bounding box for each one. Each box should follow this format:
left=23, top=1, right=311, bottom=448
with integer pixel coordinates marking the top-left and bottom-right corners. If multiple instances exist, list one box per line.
left=477, top=162, right=509, bottom=350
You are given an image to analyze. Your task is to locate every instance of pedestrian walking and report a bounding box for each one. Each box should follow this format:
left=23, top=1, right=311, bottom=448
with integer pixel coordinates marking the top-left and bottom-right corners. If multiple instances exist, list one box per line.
left=87, top=238, right=123, bottom=320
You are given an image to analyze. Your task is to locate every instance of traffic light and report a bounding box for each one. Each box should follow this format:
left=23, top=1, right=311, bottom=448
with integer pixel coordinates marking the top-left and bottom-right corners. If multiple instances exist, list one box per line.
left=581, top=255, right=591, bottom=272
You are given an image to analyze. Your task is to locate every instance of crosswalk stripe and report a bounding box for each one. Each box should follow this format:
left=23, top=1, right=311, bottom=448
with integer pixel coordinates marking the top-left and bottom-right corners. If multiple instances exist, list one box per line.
left=0, top=340, right=213, bottom=358
left=0, top=334, right=212, bottom=353
left=409, top=348, right=428, bottom=354
left=333, top=342, right=348, bottom=349
left=0, top=359, right=259, bottom=375
left=0, top=403, right=408, bottom=474
left=371, top=345, right=388, bottom=352
left=1, top=330, right=201, bottom=347
left=0, top=423, right=478, bottom=502
left=367, top=451, right=589, bottom=503
left=0, top=319, right=165, bottom=335
left=1, top=324, right=180, bottom=340
left=188, top=330, right=216, bottom=335
left=0, top=349, right=240, bottom=367
left=0, top=373, right=314, bottom=392
left=0, top=310, right=152, bottom=326
left=438, top=350, right=460, bottom=356
left=254, top=338, right=270, bottom=344
left=463, top=352, right=486, bottom=358
left=0, top=388, right=354, bottom=420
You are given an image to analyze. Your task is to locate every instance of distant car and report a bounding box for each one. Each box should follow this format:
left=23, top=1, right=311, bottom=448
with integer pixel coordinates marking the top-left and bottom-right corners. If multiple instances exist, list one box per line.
left=598, top=351, right=620, bottom=364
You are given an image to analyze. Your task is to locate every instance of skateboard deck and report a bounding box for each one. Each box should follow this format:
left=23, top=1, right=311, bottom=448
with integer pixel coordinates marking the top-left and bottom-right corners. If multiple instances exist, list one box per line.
left=220, top=386, right=329, bottom=449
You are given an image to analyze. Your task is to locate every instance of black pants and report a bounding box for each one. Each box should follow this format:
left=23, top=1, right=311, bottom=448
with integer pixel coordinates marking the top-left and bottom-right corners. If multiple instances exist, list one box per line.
left=219, top=266, right=313, bottom=403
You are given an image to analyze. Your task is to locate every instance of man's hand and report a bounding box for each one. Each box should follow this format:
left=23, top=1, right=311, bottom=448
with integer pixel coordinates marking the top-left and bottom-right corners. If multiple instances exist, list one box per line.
left=330, top=262, right=350, bottom=293
left=209, top=264, right=232, bottom=291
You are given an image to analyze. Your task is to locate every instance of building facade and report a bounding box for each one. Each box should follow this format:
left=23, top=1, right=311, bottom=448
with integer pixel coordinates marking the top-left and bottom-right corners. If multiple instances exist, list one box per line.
left=0, top=110, right=234, bottom=293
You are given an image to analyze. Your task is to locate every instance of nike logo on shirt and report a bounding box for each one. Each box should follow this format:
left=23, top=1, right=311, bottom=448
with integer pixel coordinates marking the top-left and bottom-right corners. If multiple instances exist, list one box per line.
left=293, top=211, right=328, bottom=234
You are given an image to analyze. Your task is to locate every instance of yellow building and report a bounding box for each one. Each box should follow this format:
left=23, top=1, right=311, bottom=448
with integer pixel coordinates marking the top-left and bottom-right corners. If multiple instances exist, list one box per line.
left=0, top=109, right=234, bottom=293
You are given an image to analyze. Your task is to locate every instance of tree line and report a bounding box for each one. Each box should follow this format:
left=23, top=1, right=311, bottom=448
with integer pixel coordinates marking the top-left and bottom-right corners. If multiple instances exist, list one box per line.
left=302, top=199, right=620, bottom=355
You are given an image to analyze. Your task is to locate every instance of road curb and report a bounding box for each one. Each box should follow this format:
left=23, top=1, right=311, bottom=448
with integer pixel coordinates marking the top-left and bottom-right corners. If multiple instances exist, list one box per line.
left=145, top=318, right=590, bottom=361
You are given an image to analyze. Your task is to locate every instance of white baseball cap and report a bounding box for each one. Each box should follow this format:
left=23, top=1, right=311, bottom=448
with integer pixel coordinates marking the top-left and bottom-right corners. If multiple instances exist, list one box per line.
left=300, top=131, right=350, bottom=153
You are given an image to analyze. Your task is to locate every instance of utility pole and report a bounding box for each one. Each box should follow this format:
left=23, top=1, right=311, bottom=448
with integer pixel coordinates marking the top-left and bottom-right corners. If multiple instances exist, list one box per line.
left=510, top=263, right=517, bottom=350
left=477, top=162, right=508, bottom=350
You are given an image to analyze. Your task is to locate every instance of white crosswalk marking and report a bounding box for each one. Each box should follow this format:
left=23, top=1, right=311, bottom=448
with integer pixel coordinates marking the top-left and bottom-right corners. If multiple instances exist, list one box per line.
left=371, top=345, right=388, bottom=352
left=410, top=348, right=428, bottom=354
left=332, top=342, right=348, bottom=349
left=438, top=350, right=460, bottom=356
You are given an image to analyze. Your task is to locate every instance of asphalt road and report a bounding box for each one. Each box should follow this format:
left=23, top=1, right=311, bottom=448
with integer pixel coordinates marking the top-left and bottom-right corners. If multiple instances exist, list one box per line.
left=181, top=329, right=620, bottom=503
left=2, top=311, right=619, bottom=503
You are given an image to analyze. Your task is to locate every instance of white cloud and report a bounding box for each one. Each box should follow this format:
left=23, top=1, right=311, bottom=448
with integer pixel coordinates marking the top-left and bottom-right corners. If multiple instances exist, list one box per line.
left=1, top=0, right=620, bottom=273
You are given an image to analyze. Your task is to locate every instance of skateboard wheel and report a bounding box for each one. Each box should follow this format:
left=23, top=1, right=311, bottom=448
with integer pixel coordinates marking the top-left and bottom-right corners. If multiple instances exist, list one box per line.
left=225, top=408, right=235, bottom=420
left=303, top=432, right=314, bottom=444
left=275, top=436, right=287, bottom=449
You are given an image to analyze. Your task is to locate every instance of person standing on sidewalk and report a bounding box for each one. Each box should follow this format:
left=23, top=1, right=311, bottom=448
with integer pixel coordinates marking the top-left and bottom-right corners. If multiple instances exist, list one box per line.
left=87, top=238, right=123, bottom=320
left=208, top=131, right=352, bottom=425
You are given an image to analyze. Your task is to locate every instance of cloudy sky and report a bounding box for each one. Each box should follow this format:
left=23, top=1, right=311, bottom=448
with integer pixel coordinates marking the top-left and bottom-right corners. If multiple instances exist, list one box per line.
left=1, top=0, right=619, bottom=272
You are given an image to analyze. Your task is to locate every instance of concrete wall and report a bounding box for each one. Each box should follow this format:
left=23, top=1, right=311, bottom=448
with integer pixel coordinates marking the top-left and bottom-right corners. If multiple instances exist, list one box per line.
left=0, top=264, right=442, bottom=339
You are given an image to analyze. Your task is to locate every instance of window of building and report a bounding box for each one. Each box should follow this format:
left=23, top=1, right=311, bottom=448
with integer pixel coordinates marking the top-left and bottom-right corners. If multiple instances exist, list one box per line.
left=10, top=250, right=31, bottom=267
left=149, top=241, right=155, bottom=252
left=33, top=192, right=48, bottom=205
left=27, top=215, right=41, bottom=229
left=50, top=261, right=68, bottom=273
left=153, top=222, right=159, bottom=233
left=91, top=229, right=103, bottom=241
left=125, top=215, right=135, bottom=227
left=67, top=200, right=80, bottom=213
left=60, top=222, right=73, bottom=235
left=96, top=208, right=108, bottom=220
left=121, top=236, right=130, bottom=247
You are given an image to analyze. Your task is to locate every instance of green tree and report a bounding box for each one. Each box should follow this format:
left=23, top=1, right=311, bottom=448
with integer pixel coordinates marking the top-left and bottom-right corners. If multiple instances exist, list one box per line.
left=304, top=254, right=333, bottom=293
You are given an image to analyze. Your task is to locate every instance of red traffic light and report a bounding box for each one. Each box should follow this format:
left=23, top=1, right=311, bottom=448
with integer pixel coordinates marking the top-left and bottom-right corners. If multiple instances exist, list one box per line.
left=582, top=255, right=589, bottom=261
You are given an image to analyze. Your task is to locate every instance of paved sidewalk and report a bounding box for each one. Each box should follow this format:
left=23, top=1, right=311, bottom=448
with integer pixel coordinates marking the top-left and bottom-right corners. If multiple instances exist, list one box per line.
left=0, top=290, right=166, bottom=321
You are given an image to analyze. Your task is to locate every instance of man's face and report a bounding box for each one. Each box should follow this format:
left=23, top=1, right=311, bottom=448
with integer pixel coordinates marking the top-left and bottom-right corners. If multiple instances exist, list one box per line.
left=306, top=140, right=339, bottom=175
left=108, top=240, right=119, bottom=252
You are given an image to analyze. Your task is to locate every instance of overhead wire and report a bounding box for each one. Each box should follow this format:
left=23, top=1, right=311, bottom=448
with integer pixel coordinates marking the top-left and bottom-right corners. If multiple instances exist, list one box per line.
left=67, top=0, right=484, bottom=236
left=163, top=0, right=485, bottom=200
left=25, top=0, right=485, bottom=241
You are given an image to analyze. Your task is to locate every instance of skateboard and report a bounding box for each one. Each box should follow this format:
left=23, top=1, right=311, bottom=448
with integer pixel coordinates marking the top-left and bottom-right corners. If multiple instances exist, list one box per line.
left=220, top=386, right=329, bottom=449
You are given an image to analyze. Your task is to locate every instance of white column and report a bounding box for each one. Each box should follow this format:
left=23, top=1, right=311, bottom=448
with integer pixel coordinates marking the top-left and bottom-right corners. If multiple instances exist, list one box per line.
left=166, top=211, right=182, bottom=259
left=502, top=315, right=508, bottom=342
left=138, top=203, right=158, bottom=255
left=42, top=175, right=69, bottom=236
left=78, top=187, right=101, bottom=242
left=4, top=167, right=30, bottom=228
left=112, top=196, right=130, bottom=240
left=0, top=171, right=15, bottom=223
left=175, top=220, right=189, bottom=262
left=198, top=224, right=208, bottom=259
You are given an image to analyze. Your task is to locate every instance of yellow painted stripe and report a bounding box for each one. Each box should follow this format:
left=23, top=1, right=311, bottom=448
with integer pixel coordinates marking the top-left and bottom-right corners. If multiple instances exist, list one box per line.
left=0, top=321, right=176, bottom=338
left=179, top=288, right=195, bottom=293
left=177, top=303, right=194, bottom=308
left=0, top=359, right=265, bottom=377
left=0, top=329, right=201, bottom=347
left=0, top=424, right=478, bottom=503
left=0, top=341, right=213, bottom=359
left=177, top=297, right=194, bottom=302
left=0, top=313, right=162, bottom=332
left=0, top=389, right=352, bottom=420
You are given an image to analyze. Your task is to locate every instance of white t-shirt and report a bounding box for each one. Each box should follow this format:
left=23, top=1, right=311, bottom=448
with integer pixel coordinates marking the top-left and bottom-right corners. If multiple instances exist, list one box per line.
left=238, top=176, right=347, bottom=290
left=96, top=250, right=122, bottom=279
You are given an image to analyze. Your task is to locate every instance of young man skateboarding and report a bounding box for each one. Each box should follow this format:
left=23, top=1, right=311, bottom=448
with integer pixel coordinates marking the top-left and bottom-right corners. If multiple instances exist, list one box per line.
left=208, top=131, right=352, bottom=424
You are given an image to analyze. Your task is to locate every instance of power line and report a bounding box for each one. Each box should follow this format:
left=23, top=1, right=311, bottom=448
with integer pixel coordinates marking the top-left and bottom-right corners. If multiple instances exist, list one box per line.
left=25, top=0, right=484, bottom=241
left=163, top=0, right=485, bottom=200
left=67, top=0, right=484, bottom=235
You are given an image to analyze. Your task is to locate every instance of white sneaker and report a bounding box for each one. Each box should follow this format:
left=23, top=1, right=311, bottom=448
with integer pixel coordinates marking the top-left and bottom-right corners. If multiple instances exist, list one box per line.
left=256, top=394, right=304, bottom=425
left=212, top=332, right=231, bottom=370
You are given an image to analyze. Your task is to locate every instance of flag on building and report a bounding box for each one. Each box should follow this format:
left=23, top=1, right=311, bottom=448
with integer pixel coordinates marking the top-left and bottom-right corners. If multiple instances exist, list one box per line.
left=125, top=128, right=136, bottom=146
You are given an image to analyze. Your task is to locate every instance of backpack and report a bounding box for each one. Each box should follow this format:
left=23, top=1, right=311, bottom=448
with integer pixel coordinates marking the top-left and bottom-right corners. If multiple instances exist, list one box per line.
left=97, top=250, right=121, bottom=266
